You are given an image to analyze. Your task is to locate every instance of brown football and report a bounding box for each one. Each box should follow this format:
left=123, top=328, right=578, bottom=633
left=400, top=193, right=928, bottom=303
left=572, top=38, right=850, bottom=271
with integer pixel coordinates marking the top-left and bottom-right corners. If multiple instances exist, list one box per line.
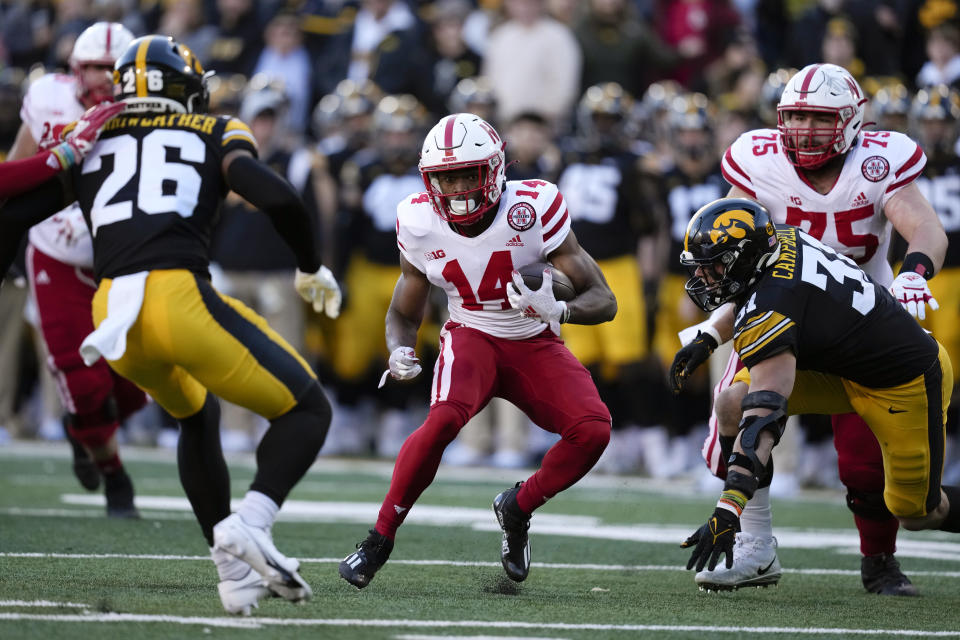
left=513, top=262, right=576, bottom=301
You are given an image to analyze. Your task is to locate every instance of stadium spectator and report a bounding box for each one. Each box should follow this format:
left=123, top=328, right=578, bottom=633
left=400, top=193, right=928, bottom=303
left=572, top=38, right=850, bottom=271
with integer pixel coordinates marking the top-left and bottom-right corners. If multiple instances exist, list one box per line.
left=158, top=0, right=218, bottom=66
left=206, top=0, right=264, bottom=75
left=916, top=22, right=960, bottom=88
left=574, top=0, right=679, bottom=97
left=483, top=0, right=582, bottom=128
left=654, top=0, right=741, bottom=91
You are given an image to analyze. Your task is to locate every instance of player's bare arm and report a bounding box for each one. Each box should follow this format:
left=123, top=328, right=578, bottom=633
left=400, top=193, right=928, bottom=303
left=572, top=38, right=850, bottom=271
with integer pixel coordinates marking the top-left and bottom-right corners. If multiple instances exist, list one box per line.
left=546, top=230, right=617, bottom=324
left=7, top=122, right=39, bottom=162
left=385, top=254, right=431, bottom=353
left=885, top=182, right=947, bottom=272
left=729, top=350, right=797, bottom=474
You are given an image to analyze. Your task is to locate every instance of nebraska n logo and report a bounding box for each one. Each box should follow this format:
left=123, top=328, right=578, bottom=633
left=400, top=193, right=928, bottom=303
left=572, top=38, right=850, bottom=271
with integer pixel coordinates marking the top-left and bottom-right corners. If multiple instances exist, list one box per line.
left=709, top=209, right=755, bottom=245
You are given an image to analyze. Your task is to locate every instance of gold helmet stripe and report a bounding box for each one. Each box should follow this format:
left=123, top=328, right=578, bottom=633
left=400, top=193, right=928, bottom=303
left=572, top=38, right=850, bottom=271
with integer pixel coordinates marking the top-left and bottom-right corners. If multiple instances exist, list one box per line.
left=134, top=37, right=151, bottom=98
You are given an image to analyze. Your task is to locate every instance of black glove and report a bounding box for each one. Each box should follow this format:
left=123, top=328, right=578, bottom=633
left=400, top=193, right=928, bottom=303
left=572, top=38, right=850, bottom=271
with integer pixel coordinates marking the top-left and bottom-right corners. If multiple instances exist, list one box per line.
left=681, top=507, right=740, bottom=571
left=668, top=330, right=718, bottom=394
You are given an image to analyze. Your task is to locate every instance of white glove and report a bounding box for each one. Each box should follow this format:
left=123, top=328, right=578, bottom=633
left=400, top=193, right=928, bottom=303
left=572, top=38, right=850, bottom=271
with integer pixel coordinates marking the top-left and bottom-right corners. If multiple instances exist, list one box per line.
left=295, top=266, right=341, bottom=318
left=378, top=346, right=422, bottom=387
left=507, top=269, right=568, bottom=336
left=889, top=271, right=939, bottom=320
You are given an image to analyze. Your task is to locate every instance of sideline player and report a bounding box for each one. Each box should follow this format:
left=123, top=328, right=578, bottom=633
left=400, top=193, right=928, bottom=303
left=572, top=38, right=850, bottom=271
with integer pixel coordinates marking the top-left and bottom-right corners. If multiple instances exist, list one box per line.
left=8, top=22, right=145, bottom=516
left=677, top=199, right=960, bottom=576
left=0, top=35, right=341, bottom=616
left=338, top=112, right=616, bottom=588
left=671, top=63, right=945, bottom=594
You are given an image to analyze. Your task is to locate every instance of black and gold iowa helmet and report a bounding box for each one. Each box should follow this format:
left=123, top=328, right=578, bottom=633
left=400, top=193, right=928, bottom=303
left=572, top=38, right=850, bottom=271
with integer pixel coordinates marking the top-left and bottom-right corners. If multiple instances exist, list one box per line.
left=113, top=35, right=210, bottom=114
left=681, top=198, right=779, bottom=312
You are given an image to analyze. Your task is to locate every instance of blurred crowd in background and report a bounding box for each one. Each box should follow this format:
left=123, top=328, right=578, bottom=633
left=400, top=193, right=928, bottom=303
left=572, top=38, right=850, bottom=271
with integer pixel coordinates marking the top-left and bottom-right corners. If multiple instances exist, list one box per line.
left=2, top=0, right=960, bottom=492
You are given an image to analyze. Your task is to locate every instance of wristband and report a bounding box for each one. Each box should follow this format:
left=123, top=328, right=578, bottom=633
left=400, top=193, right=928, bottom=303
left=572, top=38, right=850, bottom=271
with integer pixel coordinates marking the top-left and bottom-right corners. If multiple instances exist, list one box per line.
left=717, top=489, right=749, bottom=516
left=900, top=252, right=935, bottom=280
left=49, top=143, right=76, bottom=171
left=700, top=324, right=721, bottom=346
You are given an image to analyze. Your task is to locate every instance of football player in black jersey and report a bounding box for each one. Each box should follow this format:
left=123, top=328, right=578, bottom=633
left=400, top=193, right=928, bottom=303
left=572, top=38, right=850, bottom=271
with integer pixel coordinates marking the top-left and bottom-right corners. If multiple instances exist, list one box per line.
left=0, top=35, right=341, bottom=616
left=675, top=198, right=960, bottom=574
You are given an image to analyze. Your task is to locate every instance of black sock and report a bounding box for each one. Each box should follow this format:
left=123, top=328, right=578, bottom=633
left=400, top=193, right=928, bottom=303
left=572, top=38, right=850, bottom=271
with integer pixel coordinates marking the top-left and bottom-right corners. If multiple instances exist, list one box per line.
left=939, top=485, right=960, bottom=533
left=250, top=382, right=331, bottom=506
left=177, top=394, right=230, bottom=546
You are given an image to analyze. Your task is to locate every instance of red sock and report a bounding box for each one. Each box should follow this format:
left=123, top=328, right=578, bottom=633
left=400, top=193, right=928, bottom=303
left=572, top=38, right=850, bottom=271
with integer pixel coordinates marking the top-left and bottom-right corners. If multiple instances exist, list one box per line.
left=517, top=420, right=609, bottom=514
left=854, top=514, right=898, bottom=556
left=96, top=453, right=123, bottom=476
left=375, top=404, right=465, bottom=540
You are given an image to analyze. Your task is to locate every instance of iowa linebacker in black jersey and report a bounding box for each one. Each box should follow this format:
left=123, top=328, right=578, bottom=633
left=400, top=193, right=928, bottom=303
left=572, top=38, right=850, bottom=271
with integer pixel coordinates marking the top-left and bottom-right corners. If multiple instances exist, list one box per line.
left=676, top=198, right=960, bottom=573
left=0, top=36, right=341, bottom=616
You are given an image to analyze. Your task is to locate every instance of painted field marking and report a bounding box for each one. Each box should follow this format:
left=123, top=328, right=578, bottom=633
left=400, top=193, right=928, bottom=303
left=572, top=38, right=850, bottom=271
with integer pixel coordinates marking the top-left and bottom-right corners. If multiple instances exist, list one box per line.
left=0, top=613, right=957, bottom=636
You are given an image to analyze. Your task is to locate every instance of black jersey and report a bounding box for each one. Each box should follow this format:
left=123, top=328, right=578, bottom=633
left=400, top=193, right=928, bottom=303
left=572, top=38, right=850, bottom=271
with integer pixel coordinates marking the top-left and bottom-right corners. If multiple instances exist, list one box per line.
left=915, top=149, right=960, bottom=268
left=733, top=225, right=938, bottom=388
left=71, top=112, right=258, bottom=280
left=556, top=150, right=653, bottom=259
left=661, top=165, right=727, bottom=275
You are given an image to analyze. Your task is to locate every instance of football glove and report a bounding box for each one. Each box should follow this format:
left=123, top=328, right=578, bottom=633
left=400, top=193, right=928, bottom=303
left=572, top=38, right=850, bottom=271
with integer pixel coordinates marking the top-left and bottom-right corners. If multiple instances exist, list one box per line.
left=682, top=507, right=740, bottom=571
left=378, top=346, right=422, bottom=388
left=668, top=329, right=718, bottom=394
left=51, top=101, right=126, bottom=170
left=889, top=271, right=938, bottom=321
left=295, top=265, right=341, bottom=318
left=507, top=269, right=568, bottom=336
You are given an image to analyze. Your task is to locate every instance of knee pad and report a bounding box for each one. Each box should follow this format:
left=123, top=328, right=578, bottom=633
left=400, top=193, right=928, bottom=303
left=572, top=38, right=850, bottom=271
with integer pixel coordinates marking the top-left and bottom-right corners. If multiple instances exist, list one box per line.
left=846, top=488, right=894, bottom=521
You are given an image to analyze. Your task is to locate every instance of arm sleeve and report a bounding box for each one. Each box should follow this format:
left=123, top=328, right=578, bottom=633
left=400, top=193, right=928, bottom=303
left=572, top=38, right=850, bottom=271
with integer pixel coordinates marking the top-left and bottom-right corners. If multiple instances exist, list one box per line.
left=0, top=176, right=68, bottom=279
left=0, top=151, right=63, bottom=199
left=225, top=154, right=320, bottom=273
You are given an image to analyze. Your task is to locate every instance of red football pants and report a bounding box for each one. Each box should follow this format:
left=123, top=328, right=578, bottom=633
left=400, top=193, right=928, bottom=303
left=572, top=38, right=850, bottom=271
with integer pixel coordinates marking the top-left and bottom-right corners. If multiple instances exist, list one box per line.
left=27, top=245, right=146, bottom=447
left=376, top=321, right=611, bottom=538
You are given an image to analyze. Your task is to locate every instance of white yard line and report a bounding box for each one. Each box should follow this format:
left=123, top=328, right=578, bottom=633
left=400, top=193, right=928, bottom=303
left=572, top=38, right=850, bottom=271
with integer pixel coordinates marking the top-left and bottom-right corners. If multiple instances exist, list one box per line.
left=0, top=613, right=956, bottom=636
left=0, top=600, right=89, bottom=608
left=3, top=551, right=960, bottom=578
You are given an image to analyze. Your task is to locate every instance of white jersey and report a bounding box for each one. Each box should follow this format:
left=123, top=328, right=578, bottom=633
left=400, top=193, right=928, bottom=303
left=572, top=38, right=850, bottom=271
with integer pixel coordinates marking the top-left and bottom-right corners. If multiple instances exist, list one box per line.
left=20, top=73, right=93, bottom=269
left=397, top=179, right=571, bottom=339
left=721, top=128, right=926, bottom=287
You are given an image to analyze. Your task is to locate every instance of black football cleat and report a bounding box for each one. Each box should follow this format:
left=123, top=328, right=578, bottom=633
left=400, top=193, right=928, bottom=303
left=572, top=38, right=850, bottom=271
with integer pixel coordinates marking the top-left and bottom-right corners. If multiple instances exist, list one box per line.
left=493, top=482, right=531, bottom=582
left=861, top=553, right=918, bottom=596
left=63, top=417, right=100, bottom=491
left=104, top=470, right=140, bottom=519
left=339, top=529, right=393, bottom=589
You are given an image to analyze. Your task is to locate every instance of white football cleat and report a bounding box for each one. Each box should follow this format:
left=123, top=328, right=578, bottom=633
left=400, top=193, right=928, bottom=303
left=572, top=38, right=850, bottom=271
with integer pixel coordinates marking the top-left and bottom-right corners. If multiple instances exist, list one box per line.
left=213, top=513, right=312, bottom=603
left=694, top=532, right=782, bottom=591
left=217, top=566, right=273, bottom=616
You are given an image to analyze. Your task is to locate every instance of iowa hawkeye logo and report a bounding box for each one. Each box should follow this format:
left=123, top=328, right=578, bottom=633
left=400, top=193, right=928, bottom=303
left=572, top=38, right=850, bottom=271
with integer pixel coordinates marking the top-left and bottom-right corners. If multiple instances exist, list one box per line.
left=708, top=209, right=754, bottom=245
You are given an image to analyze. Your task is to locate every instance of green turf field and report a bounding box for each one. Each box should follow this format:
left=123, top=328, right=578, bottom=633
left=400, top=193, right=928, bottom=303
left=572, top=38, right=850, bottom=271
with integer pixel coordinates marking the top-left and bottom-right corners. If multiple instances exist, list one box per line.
left=1, top=442, right=959, bottom=639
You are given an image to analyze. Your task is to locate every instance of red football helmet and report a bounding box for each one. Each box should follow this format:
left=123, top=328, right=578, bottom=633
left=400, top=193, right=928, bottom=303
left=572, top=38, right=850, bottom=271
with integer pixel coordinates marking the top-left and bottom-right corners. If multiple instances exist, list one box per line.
left=777, top=63, right=867, bottom=169
left=418, top=113, right=506, bottom=226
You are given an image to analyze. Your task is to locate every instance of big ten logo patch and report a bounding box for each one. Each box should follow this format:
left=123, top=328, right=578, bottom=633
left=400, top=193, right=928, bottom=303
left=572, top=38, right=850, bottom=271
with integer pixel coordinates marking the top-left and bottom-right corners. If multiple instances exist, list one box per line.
left=424, top=249, right=446, bottom=261
left=507, top=202, right=536, bottom=232
left=861, top=156, right=890, bottom=182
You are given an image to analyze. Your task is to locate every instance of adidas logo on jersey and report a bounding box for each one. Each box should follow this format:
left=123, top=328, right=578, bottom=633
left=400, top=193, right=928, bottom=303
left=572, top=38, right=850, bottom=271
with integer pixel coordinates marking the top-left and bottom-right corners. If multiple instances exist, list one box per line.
left=35, top=270, right=51, bottom=285
left=853, top=191, right=869, bottom=207
left=506, top=235, right=524, bottom=247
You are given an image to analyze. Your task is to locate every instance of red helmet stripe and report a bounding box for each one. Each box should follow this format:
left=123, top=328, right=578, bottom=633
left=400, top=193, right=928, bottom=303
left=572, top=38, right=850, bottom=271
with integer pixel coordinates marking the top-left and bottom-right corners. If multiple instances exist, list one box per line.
left=799, top=64, right=820, bottom=93
left=443, top=115, right=457, bottom=157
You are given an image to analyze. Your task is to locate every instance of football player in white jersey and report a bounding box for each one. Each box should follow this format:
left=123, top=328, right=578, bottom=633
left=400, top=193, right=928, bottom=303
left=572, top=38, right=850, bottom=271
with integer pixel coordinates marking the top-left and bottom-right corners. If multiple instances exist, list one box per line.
left=339, top=112, right=617, bottom=589
left=670, top=63, right=947, bottom=594
left=7, top=22, right=146, bottom=517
